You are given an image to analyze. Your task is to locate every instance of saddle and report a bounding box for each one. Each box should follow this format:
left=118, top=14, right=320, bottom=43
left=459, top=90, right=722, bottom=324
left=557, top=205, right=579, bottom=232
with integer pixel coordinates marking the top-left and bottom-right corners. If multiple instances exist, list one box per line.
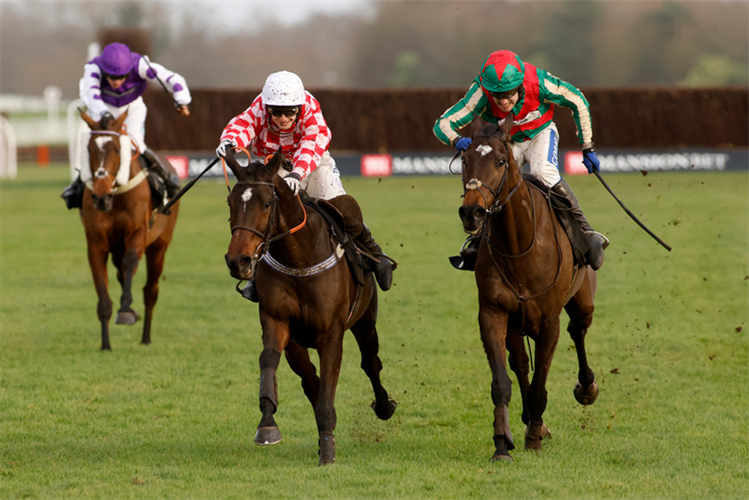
left=303, top=197, right=374, bottom=287
left=523, top=174, right=589, bottom=267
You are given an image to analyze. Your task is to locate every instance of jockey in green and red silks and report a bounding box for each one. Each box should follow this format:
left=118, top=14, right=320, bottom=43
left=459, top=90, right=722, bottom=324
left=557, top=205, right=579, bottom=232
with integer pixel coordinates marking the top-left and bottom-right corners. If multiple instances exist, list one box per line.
left=434, top=49, right=608, bottom=271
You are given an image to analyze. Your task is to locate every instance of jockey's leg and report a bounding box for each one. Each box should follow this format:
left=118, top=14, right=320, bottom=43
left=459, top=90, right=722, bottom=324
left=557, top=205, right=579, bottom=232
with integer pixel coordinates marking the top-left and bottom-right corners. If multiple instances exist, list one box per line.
left=356, top=223, right=395, bottom=291
left=142, top=148, right=181, bottom=199
left=61, top=174, right=85, bottom=209
left=550, top=179, right=608, bottom=270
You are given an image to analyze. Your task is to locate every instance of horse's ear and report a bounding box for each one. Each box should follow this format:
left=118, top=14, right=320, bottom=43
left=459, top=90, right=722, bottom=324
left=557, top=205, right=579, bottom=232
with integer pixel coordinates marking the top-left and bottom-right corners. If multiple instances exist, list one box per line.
left=79, top=109, right=99, bottom=130
left=111, top=110, right=128, bottom=132
left=500, top=113, right=514, bottom=142
left=223, top=149, right=245, bottom=180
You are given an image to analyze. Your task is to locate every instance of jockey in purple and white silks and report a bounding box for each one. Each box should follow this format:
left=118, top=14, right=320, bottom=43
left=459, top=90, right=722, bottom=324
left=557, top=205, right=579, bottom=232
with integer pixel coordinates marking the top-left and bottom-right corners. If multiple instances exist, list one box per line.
left=434, top=49, right=609, bottom=271
left=62, top=42, right=190, bottom=208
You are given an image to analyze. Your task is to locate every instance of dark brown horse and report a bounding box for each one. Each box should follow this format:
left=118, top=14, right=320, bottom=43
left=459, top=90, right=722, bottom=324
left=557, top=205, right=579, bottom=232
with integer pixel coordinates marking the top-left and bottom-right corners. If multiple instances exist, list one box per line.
left=78, top=110, right=179, bottom=350
left=458, top=117, right=599, bottom=462
left=223, top=150, right=396, bottom=465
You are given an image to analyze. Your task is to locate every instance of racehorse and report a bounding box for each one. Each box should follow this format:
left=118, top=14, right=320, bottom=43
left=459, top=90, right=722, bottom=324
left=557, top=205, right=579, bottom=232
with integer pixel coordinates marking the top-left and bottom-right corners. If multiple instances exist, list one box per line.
left=458, top=117, right=599, bottom=461
left=78, top=110, right=179, bottom=350
left=222, top=149, right=396, bottom=466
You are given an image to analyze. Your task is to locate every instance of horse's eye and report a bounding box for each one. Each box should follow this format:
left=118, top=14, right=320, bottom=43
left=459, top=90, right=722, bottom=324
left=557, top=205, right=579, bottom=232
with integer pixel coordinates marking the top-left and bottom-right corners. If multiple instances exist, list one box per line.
left=264, top=201, right=271, bottom=209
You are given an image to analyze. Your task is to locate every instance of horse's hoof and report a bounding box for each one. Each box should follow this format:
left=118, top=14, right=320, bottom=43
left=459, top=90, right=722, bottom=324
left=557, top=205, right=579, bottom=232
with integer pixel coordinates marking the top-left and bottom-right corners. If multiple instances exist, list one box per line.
left=115, top=311, right=137, bottom=325
left=525, top=422, right=551, bottom=451
left=574, top=380, right=599, bottom=405
left=492, top=453, right=513, bottom=462
left=254, top=426, right=281, bottom=446
left=371, top=398, right=397, bottom=420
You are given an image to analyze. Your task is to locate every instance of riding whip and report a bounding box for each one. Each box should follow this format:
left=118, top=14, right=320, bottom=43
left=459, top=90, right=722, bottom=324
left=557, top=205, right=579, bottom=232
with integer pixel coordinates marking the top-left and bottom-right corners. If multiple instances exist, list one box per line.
left=593, top=171, right=672, bottom=252
left=160, top=157, right=220, bottom=214
left=142, top=56, right=184, bottom=112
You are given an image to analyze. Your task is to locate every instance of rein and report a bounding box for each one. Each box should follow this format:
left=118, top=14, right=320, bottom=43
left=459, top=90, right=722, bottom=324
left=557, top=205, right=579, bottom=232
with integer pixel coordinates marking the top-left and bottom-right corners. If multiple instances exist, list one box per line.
left=86, top=130, right=144, bottom=194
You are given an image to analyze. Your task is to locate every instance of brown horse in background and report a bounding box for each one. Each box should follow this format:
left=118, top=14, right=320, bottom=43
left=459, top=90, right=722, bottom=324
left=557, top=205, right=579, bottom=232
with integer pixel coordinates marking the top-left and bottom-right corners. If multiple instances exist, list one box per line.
left=458, top=117, right=599, bottom=461
left=222, top=150, right=396, bottom=465
left=78, top=110, right=179, bottom=350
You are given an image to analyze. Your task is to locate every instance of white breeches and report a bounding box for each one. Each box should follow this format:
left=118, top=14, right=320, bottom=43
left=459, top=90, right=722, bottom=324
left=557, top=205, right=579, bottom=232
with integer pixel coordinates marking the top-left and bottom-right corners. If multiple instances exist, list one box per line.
left=278, top=152, right=347, bottom=200
left=100, top=96, right=148, bottom=153
left=509, top=121, right=562, bottom=188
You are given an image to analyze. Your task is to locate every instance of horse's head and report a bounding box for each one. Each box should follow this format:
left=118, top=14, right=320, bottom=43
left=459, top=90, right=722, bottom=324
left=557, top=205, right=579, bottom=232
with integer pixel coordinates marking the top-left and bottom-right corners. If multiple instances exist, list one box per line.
left=458, top=116, right=516, bottom=234
left=79, top=110, right=131, bottom=212
left=223, top=150, right=293, bottom=281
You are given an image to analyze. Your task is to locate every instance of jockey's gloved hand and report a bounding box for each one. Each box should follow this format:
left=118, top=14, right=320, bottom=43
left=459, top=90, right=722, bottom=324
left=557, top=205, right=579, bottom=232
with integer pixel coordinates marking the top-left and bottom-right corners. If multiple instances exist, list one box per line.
left=582, top=147, right=600, bottom=174
left=99, top=112, right=114, bottom=130
left=284, top=172, right=301, bottom=196
left=454, top=137, right=472, bottom=153
left=216, top=139, right=236, bottom=158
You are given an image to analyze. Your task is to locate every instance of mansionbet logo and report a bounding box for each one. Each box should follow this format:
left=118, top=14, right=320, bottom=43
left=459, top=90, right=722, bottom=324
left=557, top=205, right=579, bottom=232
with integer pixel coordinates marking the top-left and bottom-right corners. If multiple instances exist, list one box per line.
left=361, top=154, right=393, bottom=177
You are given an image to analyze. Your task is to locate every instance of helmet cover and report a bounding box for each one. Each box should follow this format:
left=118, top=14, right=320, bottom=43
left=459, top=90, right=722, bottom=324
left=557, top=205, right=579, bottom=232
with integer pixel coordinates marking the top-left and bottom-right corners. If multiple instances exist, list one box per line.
left=261, top=71, right=306, bottom=107
left=479, top=50, right=526, bottom=93
left=99, top=43, right=133, bottom=76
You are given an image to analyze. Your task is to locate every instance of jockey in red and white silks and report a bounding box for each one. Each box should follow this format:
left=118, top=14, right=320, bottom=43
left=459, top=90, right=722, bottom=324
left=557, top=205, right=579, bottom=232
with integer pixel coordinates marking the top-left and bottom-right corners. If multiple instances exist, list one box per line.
left=217, top=71, right=345, bottom=201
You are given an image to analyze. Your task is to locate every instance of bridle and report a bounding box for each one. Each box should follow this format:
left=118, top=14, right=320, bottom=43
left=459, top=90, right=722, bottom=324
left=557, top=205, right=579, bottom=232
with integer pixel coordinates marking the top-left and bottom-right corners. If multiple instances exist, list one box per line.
left=87, top=130, right=143, bottom=195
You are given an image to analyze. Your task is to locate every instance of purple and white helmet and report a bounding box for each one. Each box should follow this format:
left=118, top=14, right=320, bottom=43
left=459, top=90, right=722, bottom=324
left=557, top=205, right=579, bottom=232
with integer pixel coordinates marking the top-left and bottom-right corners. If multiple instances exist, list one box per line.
left=261, top=71, right=305, bottom=107
left=99, top=43, right=133, bottom=76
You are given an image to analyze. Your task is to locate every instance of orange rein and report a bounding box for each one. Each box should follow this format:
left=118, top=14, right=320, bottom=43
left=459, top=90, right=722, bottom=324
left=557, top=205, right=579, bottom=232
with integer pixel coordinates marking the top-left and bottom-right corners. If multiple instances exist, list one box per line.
left=222, top=147, right=307, bottom=237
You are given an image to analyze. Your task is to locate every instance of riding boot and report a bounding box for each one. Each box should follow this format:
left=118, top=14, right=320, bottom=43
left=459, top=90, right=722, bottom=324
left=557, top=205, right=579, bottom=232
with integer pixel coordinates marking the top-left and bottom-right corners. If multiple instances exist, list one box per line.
left=240, top=280, right=259, bottom=303
left=551, top=179, right=609, bottom=270
left=60, top=175, right=85, bottom=209
left=143, top=148, right=181, bottom=199
left=357, top=223, right=395, bottom=291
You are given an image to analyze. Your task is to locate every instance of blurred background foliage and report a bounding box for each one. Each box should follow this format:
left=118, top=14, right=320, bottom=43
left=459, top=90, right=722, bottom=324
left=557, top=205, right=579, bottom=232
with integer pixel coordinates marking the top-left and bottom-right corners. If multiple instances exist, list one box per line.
left=1, top=0, right=747, bottom=99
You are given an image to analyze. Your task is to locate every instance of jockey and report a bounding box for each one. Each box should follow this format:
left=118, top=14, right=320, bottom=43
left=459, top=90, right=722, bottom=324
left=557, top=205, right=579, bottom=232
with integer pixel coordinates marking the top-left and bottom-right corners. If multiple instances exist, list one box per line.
left=215, top=70, right=395, bottom=302
left=434, top=50, right=609, bottom=271
left=61, top=42, right=190, bottom=209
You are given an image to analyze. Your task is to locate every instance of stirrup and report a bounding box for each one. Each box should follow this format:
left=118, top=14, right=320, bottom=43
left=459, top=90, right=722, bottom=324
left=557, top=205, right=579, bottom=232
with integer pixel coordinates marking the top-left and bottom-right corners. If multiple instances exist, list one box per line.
left=586, top=231, right=610, bottom=250
left=449, top=237, right=478, bottom=271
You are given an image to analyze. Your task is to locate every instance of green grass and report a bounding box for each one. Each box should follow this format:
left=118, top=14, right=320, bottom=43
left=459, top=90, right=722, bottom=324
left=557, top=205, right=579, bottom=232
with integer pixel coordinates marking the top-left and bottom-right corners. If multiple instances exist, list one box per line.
left=1, top=164, right=747, bottom=499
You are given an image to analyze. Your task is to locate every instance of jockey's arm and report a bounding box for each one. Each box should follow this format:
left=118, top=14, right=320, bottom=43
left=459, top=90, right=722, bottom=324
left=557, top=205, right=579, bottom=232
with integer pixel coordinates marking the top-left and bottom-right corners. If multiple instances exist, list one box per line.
left=433, top=82, right=489, bottom=147
left=539, top=71, right=594, bottom=149
left=79, top=63, right=110, bottom=121
left=137, top=56, right=192, bottom=109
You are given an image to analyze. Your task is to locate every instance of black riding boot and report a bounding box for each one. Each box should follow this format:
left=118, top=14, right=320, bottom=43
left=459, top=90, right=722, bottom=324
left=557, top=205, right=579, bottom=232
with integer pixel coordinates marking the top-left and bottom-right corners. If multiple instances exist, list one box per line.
left=60, top=175, right=85, bottom=209
left=240, top=280, right=259, bottom=303
left=551, top=179, right=609, bottom=270
left=143, top=148, right=181, bottom=199
left=357, top=224, right=395, bottom=291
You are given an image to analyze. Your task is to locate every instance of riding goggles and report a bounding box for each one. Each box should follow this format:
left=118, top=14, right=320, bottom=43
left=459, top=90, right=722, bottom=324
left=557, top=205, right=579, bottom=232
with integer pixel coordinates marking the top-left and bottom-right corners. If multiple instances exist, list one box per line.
left=267, top=106, right=300, bottom=118
left=489, top=86, right=522, bottom=100
left=104, top=73, right=129, bottom=81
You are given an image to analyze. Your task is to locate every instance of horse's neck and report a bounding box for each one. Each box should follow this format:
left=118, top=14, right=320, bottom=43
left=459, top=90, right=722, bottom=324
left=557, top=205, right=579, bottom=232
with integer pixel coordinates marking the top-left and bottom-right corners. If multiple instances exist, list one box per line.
left=490, top=169, right=535, bottom=253
left=274, top=201, right=331, bottom=265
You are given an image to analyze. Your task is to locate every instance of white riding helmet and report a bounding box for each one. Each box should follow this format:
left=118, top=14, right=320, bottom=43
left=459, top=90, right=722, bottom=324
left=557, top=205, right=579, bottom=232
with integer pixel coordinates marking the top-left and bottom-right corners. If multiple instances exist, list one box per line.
left=261, top=71, right=306, bottom=107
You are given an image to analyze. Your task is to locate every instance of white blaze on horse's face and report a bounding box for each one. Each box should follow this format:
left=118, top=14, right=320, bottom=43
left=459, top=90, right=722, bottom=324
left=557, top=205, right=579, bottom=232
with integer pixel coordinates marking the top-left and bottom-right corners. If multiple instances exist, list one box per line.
left=241, top=187, right=252, bottom=212
left=476, top=144, right=493, bottom=157
left=94, top=136, right=113, bottom=175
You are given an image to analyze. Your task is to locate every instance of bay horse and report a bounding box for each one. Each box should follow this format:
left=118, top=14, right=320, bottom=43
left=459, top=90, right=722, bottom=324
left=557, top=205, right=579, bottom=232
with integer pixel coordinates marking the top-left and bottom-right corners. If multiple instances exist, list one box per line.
left=78, top=110, right=179, bottom=350
left=458, top=117, right=599, bottom=462
left=222, top=150, right=397, bottom=465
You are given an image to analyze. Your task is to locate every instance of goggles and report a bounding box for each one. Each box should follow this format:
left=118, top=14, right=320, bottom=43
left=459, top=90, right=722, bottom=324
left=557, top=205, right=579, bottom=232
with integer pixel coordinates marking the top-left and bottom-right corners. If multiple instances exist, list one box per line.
left=267, top=106, right=300, bottom=118
left=489, top=86, right=521, bottom=100
left=105, top=73, right=128, bottom=81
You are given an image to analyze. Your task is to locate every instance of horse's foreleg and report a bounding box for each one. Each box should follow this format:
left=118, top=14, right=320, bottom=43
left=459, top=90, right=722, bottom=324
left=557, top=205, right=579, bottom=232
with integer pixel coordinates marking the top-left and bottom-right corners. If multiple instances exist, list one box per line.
left=315, top=338, right=344, bottom=465
left=506, top=328, right=531, bottom=426
left=141, top=243, right=167, bottom=346
left=350, top=300, right=396, bottom=421
left=87, top=247, right=112, bottom=351
left=284, top=340, right=320, bottom=409
left=479, top=308, right=514, bottom=462
left=114, top=247, right=140, bottom=326
left=524, top=320, right=560, bottom=451
left=565, top=272, right=599, bottom=405
left=255, top=347, right=282, bottom=446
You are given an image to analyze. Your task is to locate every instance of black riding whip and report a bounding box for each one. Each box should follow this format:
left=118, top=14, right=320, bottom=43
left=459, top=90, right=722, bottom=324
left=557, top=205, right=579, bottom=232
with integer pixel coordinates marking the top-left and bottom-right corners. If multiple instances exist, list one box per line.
left=143, top=56, right=185, bottom=112
left=593, top=170, right=672, bottom=252
left=159, top=157, right=220, bottom=214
